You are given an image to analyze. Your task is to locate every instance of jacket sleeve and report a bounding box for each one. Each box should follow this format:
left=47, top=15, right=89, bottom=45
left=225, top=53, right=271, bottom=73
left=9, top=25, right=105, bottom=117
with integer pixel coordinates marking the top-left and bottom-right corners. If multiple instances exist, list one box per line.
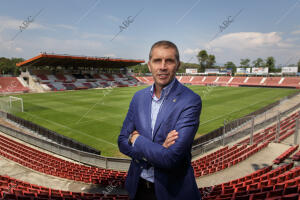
left=118, top=94, right=143, bottom=160
left=133, top=97, right=202, bottom=169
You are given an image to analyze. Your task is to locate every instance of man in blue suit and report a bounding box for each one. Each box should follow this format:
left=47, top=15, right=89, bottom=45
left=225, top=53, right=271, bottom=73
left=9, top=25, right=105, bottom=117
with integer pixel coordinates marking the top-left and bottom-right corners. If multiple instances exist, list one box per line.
left=118, top=40, right=202, bottom=200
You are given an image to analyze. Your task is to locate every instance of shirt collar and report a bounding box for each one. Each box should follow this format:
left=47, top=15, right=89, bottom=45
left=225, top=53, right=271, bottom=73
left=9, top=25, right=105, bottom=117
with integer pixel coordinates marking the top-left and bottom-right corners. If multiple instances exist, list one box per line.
left=150, top=78, right=176, bottom=100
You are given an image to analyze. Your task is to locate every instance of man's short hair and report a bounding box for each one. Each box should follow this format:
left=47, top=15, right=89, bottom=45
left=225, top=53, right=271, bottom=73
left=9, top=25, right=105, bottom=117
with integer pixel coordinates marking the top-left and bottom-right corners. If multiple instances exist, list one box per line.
left=149, top=40, right=180, bottom=63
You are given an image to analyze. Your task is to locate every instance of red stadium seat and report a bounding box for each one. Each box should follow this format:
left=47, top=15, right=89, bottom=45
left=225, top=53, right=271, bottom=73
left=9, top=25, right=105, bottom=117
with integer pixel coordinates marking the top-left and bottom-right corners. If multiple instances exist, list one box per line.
left=281, top=193, right=299, bottom=200
left=267, top=189, right=283, bottom=198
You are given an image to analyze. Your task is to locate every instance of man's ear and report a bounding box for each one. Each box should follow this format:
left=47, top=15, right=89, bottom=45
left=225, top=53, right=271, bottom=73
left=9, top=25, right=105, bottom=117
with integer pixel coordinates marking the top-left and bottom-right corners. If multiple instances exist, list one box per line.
left=147, top=61, right=152, bottom=73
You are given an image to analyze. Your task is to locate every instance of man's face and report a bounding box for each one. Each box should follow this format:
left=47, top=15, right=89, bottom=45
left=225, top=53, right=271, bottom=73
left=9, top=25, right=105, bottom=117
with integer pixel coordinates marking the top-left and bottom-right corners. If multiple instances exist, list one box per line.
left=148, top=46, right=179, bottom=88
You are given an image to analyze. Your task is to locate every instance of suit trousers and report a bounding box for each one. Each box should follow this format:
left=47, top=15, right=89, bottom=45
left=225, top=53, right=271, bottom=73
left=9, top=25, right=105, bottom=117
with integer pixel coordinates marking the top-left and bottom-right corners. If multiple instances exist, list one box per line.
left=134, top=178, right=157, bottom=200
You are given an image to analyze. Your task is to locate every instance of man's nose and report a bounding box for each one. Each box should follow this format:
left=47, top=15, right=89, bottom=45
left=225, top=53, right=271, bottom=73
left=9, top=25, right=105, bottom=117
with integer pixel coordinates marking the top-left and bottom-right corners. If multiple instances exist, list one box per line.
left=159, top=60, right=167, bottom=70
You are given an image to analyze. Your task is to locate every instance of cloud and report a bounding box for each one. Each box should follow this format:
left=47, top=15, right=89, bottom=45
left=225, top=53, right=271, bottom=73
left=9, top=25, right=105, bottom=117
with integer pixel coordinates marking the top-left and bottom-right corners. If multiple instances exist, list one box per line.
left=105, top=15, right=120, bottom=23
left=40, top=37, right=102, bottom=52
left=103, top=53, right=116, bottom=57
left=291, top=30, right=300, bottom=35
left=80, top=32, right=115, bottom=39
left=184, top=32, right=300, bottom=65
left=208, top=32, right=292, bottom=50
left=0, top=29, right=104, bottom=58
left=0, top=16, right=49, bottom=32
left=0, top=35, right=24, bottom=55
left=183, top=48, right=201, bottom=55
left=15, top=47, right=23, bottom=52
left=183, top=32, right=291, bottom=56
left=55, top=24, right=77, bottom=31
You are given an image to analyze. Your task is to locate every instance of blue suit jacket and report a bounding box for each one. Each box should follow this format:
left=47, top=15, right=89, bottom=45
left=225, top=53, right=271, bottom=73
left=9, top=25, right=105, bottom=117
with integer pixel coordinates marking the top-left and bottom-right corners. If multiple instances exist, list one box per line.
left=118, top=79, right=202, bottom=200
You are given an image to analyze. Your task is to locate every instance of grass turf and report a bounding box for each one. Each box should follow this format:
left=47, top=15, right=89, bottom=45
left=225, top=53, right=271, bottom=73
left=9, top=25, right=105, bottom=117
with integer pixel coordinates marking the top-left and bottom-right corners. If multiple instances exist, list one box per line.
left=9, top=85, right=299, bottom=157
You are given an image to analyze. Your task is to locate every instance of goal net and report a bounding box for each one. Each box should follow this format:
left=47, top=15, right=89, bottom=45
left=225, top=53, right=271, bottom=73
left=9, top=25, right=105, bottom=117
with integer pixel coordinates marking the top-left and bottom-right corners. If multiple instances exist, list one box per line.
left=0, top=96, right=24, bottom=113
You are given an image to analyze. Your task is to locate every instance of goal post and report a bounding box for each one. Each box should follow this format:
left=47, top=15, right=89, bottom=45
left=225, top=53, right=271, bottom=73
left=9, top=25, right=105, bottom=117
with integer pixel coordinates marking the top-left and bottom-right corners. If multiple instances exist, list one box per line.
left=0, top=96, right=24, bottom=113
left=9, top=96, right=24, bottom=112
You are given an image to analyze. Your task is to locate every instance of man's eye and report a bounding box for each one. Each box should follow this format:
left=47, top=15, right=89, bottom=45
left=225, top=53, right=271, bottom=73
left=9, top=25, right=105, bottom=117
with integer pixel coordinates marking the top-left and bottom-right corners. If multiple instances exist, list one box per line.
left=166, top=59, right=175, bottom=64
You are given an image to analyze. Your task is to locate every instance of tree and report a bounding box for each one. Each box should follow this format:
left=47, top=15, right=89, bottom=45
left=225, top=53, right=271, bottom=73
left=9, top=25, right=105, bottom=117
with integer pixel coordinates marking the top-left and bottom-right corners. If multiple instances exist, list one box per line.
left=240, top=58, right=250, bottom=68
left=252, top=58, right=265, bottom=68
left=197, top=50, right=208, bottom=72
left=177, top=62, right=200, bottom=73
left=265, top=56, right=275, bottom=72
left=129, top=63, right=149, bottom=74
left=207, top=55, right=216, bottom=68
left=224, top=61, right=236, bottom=71
left=0, top=57, right=24, bottom=75
left=0, top=57, right=10, bottom=74
left=225, top=61, right=237, bottom=73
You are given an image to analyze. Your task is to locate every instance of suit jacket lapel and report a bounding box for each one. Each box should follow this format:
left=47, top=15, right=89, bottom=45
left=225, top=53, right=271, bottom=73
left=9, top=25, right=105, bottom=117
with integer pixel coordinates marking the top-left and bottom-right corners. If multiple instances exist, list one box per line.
left=144, top=87, right=153, bottom=140
left=152, top=79, right=183, bottom=140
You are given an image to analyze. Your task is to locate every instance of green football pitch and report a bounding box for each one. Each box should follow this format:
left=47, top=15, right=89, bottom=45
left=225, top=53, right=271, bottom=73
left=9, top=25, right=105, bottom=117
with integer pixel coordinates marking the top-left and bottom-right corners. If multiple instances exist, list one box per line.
left=10, top=86, right=299, bottom=157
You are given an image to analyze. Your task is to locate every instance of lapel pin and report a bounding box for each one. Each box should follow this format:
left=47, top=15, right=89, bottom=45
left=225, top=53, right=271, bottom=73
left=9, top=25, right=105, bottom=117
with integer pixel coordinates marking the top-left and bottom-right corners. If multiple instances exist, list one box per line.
left=173, top=98, right=176, bottom=102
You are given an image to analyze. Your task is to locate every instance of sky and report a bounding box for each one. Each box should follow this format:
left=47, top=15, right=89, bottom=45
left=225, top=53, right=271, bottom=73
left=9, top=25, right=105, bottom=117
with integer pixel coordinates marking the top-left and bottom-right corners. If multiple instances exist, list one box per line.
left=0, top=0, right=300, bottom=67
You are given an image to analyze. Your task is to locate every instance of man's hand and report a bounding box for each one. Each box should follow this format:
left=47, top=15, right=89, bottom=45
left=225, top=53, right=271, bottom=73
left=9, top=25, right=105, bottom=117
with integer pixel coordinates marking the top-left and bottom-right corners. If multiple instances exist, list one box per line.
left=163, top=130, right=178, bottom=148
left=130, top=130, right=140, bottom=144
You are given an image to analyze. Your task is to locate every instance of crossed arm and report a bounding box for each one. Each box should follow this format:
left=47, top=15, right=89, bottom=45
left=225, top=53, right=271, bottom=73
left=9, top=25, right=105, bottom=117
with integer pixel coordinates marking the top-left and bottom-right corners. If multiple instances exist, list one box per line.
left=130, top=130, right=178, bottom=149
left=118, top=96, right=201, bottom=169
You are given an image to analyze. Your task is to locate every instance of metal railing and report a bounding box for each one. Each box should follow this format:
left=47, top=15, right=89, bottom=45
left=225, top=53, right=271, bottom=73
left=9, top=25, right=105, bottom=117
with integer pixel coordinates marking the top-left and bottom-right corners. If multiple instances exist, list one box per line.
left=192, top=91, right=300, bottom=148
left=192, top=102, right=300, bottom=156
left=5, top=112, right=100, bottom=155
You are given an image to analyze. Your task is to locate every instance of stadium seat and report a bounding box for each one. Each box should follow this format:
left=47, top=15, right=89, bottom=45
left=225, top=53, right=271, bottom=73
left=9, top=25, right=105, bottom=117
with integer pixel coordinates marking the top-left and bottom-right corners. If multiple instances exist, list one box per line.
left=283, top=185, right=298, bottom=195
left=0, top=174, right=130, bottom=200
left=235, top=194, right=250, bottom=200
left=0, top=77, right=29, bottom=93
left=250, top=191, right=267, bottom=199
left=0, top=134, right=126, bottom=186
left=281, top=193, right=299, bottom=200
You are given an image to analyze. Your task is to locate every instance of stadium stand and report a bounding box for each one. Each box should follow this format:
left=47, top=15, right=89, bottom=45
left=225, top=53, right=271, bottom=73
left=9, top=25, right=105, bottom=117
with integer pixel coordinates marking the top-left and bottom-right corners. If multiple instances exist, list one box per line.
left=176, top=76, right=192, bottom=84
left=192, top=76, right=206, bottom=85
left=273, top=145, right=299, bottom=164
left=141, top=76, right=154, bottom=84
left=0, top=162, right=299, bottom=200
left=0, top=174, right=129, bottom=200
left=216, top=76, right=231, bottom=86
left=292, top=149, right=300, bottom=161
left=0, top=77, right=29, bottom=93
left=138, top=76, right=300, bottom=88
left=244, top=77, right=263, bottom=86
left=263, top=77, right=283, bottom=87
left=226, top=76, right=246, bottom=86
left=192, top=111, right=299, bottom=178
left=29, top=71, right=139, bottom=92
left=199, top=163, right=300, bottom=200
left=0, top=110, right=299, bottom=199
left=14, top=53, right=144, bottom=93
left=281, top=77, right=300, bottom=88
left=237, top=112, right=299, bottom=146
left=0, top=133, right=127, bottom=186
left=202, top=76, right=218, bottom=85
left=0, top=111, right=298, bottom=185
left=192, top=142, right=269, bottom=177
